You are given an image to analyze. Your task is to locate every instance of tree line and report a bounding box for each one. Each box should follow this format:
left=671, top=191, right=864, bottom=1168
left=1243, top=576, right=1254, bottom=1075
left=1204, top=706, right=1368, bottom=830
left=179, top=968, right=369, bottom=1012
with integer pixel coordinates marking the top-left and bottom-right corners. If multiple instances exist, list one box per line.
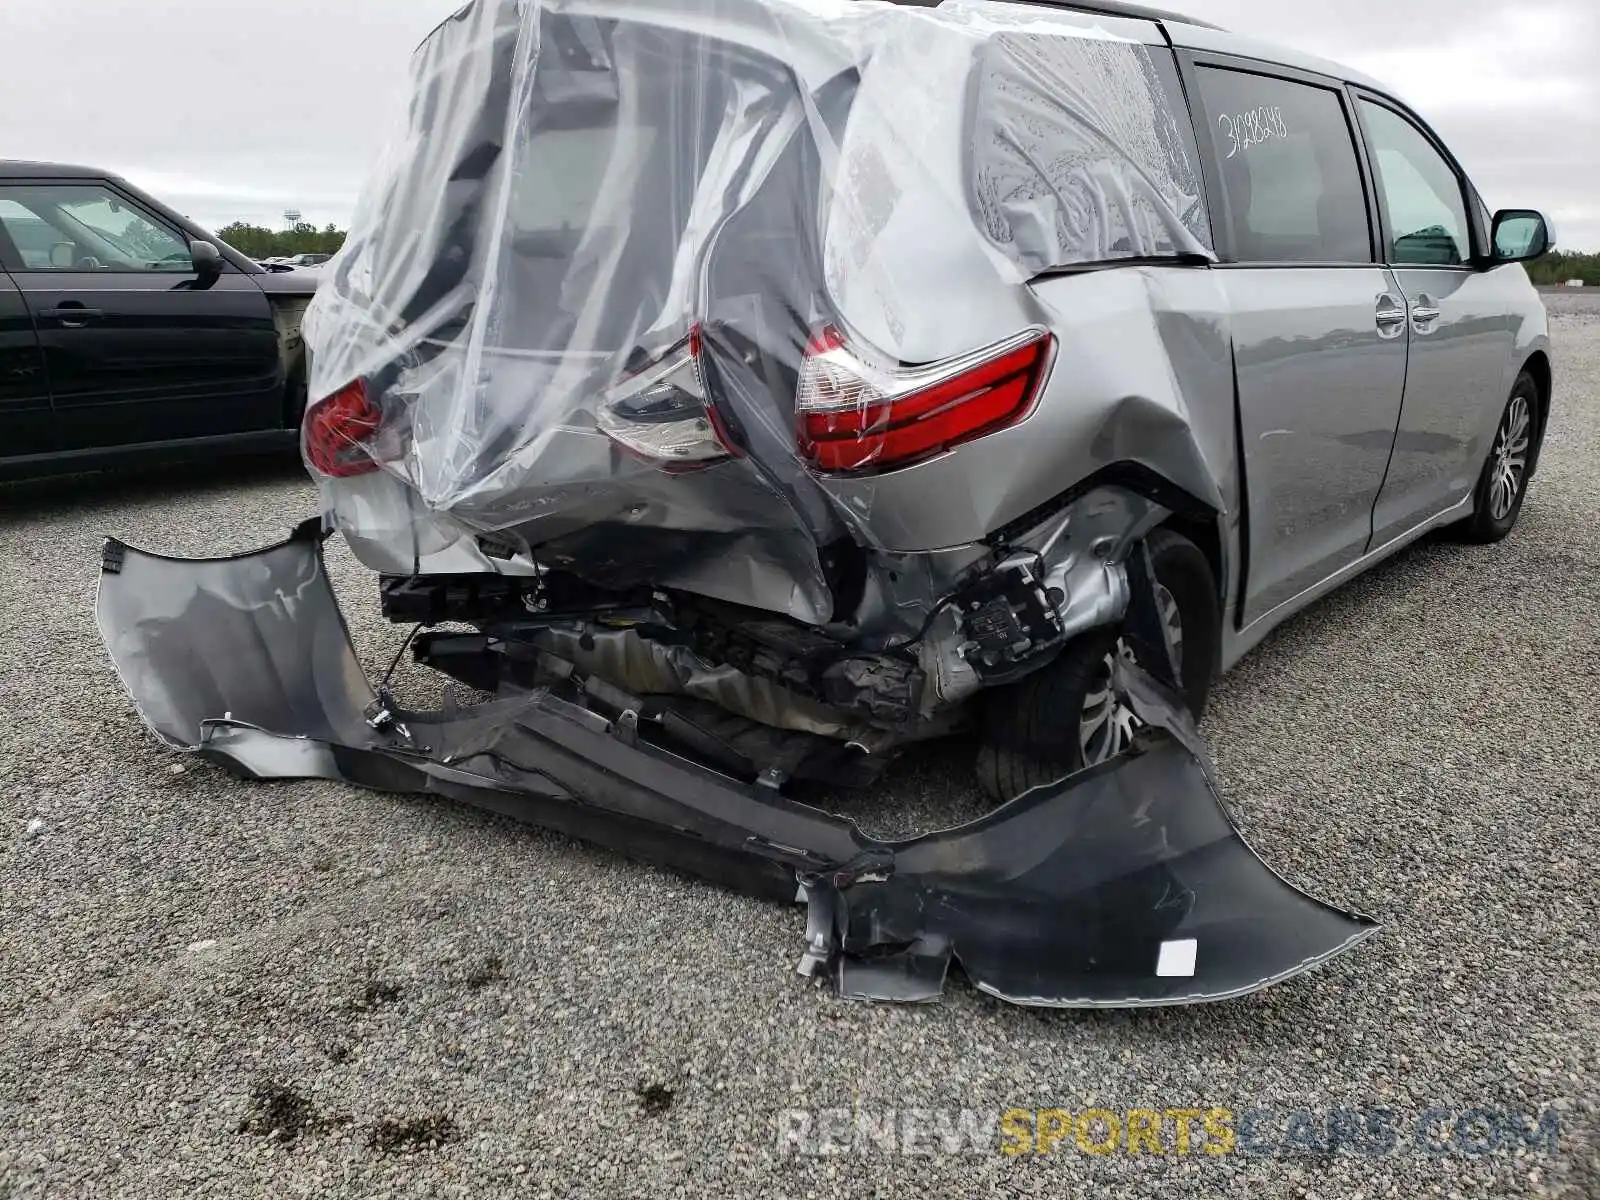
left=1526, top=250, right=1600, bottom=287
left=216, top=221, right=347, bottom=261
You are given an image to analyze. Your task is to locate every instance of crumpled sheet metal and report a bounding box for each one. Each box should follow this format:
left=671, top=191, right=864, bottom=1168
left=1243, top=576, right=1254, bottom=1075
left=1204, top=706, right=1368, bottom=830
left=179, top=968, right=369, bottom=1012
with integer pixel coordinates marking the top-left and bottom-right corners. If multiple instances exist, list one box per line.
left=304, top=0, right=1214, bottom=544
left=96, top=527, right=1377, bottom=1009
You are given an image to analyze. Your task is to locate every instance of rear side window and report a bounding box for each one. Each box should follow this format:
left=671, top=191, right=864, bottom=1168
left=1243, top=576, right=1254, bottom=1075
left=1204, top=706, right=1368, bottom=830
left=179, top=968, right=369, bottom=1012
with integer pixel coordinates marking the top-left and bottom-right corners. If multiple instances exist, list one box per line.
left=967, top=38, right=1212, bottom=272
left=1358, top=100, right=1472, bottom=266
left=1194, top=67, right=1372, bottom=264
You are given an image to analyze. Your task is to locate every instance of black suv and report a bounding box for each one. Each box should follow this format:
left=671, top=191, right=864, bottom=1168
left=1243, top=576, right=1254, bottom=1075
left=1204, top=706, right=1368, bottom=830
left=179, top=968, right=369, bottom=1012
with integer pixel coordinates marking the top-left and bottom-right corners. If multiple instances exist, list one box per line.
left=0, top=161, right=320, bottom=478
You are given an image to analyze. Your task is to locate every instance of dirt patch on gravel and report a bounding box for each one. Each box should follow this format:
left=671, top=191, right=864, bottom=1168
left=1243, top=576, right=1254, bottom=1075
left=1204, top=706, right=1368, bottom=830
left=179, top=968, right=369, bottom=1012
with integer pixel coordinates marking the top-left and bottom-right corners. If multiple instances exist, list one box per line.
left=367, top=1113, right=460, bottom=1154
left=237, top=1081, right=320, bottom=1144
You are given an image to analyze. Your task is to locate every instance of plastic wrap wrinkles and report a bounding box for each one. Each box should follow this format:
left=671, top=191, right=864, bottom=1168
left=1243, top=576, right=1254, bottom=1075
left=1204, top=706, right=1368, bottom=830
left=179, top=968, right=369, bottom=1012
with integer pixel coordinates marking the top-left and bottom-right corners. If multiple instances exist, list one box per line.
left=303, top=0, right=1212, bottom=544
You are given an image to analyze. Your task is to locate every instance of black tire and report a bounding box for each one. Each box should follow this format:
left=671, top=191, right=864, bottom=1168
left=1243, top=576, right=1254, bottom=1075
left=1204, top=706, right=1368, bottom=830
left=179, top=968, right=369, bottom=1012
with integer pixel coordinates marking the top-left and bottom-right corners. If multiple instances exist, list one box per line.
left=975, top=528, right=1219, bottom=804
left=1455, top=371, right=1539, bottom=545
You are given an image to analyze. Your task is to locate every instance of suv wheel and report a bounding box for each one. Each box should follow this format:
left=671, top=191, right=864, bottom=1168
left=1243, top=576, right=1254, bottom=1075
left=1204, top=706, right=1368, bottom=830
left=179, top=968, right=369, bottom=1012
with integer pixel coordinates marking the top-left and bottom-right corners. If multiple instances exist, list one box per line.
left=1457, top=371, right=1539, bottom=544
left=975, top=528, right=1219, bottom=804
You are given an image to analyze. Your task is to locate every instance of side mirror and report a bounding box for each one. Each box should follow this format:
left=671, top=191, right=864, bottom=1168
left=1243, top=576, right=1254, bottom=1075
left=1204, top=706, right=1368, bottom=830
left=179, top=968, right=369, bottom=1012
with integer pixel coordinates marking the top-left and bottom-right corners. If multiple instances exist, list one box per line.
left=1490, top=210, right=1554, bottom=264
left=190, top=240, right=225, bottom=280
left=49, top=241, right=76, bottom=269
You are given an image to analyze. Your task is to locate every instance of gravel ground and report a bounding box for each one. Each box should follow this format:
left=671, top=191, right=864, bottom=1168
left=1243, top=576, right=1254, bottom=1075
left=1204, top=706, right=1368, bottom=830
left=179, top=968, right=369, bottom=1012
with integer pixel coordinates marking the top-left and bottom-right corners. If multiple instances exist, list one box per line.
left=3, top=296, right=1598, bottom=1198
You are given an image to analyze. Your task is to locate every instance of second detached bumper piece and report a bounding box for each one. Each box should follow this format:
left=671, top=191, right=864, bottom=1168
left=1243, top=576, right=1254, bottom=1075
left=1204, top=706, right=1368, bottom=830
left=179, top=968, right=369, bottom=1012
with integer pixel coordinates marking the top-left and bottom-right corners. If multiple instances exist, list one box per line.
left=97, top=522, right=1377, bottom=1009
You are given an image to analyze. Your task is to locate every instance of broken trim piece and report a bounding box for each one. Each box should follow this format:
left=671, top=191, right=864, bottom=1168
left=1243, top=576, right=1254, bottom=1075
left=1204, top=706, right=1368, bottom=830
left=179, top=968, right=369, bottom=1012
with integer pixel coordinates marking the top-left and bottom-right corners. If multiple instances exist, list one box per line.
left=96, top=525, right=1378, bottom=1008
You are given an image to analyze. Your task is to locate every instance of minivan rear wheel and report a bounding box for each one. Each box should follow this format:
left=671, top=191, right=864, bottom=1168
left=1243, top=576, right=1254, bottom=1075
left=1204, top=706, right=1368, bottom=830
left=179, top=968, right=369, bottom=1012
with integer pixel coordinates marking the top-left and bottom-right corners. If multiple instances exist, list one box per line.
left=1456, top=371, right=1539, bottom=544
left=974, top=528, right=1219, bottom=804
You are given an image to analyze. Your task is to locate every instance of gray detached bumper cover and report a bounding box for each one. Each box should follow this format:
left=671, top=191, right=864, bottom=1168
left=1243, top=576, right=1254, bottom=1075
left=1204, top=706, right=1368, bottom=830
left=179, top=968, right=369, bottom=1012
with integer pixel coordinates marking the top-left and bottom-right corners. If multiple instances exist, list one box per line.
left=96, top=522, right=1377, bottom=1008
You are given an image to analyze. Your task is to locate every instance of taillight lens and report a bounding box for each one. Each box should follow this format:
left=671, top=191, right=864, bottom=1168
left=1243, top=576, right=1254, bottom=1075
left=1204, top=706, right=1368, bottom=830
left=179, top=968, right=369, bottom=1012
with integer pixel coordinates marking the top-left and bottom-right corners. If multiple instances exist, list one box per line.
left=304, top=379, right=382, bottom=477
left=797, top=326, right=1055, bottom=473
left=597, top=327, right=733, bottom=470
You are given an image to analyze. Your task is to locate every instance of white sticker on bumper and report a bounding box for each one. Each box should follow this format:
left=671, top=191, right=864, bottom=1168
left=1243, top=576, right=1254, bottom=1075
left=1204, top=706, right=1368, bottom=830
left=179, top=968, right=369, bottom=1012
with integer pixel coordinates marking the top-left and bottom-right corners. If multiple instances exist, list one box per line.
left=1156, top=938, right=1198, bottom=978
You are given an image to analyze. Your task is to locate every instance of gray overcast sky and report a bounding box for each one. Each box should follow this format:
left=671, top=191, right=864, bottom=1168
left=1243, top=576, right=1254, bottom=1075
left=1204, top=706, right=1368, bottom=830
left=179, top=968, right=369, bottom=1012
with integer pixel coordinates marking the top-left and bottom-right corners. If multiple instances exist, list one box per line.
left=0, top=0, right=1594, bottom=248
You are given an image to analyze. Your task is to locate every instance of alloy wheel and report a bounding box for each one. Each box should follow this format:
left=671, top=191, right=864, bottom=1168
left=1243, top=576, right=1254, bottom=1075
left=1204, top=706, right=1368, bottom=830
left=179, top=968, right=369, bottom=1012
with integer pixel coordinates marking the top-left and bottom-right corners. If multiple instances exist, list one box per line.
left=1488, top=395, right=1532, bottom=522
left=1078, top=584, right=1183, bottom=766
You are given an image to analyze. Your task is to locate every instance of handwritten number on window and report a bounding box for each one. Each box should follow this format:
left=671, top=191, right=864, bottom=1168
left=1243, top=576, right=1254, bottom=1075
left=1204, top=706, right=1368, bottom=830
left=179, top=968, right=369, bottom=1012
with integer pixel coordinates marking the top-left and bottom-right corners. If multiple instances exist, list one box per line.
left=1219, top=106, right=1288, bottom=158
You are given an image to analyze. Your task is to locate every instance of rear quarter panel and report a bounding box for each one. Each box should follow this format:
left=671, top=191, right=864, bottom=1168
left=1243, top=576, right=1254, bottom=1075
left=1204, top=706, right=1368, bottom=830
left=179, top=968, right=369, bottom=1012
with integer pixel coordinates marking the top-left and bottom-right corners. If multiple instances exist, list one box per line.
left=821, top=266, right=1239, bottom=553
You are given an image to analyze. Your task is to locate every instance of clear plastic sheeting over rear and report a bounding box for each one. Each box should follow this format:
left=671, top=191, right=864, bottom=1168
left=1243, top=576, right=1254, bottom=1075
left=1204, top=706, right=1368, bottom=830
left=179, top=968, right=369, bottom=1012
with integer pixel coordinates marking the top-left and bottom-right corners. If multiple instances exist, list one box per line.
left=302, top=0, right=1212, bottom=587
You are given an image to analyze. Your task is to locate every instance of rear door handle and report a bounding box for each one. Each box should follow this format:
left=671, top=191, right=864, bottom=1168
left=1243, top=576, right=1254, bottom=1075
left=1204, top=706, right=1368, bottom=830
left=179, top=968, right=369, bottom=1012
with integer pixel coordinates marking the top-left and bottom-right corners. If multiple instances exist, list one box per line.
left=1410, top=294, right=1442, bottom=334
left=53, top=303, right=104, bottom=328
left=1375, top=293, right=1407, bottom=339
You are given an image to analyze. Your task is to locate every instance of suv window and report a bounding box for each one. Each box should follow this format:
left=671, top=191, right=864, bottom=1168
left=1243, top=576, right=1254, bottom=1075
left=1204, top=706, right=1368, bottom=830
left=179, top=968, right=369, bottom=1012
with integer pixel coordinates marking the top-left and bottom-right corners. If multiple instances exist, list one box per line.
left=968, top=39, right=1212, bottom=269
left=1358, top=100, right=1472, bottom=266
left=0, top=184, right=193, bottom=272
left=1194, top=67, right=1372, bottom=264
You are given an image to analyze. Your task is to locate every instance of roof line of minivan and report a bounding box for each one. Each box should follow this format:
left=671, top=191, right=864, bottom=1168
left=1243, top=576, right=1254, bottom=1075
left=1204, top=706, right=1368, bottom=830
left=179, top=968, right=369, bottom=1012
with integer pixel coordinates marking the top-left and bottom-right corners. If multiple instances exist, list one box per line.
left=1165, top=21, right=1395, bottom=98
left=405, top=0, right=1397, bottom=105
left=887, top=0, right=1222, bottom=30
left=980, top=1, right=1399, bottom=98
left=412, top=0, right=1225, bottom=50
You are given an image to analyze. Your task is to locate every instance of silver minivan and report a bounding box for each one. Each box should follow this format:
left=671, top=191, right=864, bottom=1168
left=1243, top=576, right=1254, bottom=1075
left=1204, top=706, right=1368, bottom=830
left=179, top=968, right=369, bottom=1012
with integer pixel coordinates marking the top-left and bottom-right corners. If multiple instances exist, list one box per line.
left=300, top=0, right=1553, bottom=792
left=100, top=0, right=1554, bottom=1007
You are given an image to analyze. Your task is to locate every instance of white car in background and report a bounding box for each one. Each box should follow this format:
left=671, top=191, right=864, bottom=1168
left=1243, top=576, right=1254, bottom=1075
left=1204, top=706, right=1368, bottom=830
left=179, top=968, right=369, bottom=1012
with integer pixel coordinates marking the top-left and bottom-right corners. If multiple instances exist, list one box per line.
left=256, top=254, right=331, bottom=274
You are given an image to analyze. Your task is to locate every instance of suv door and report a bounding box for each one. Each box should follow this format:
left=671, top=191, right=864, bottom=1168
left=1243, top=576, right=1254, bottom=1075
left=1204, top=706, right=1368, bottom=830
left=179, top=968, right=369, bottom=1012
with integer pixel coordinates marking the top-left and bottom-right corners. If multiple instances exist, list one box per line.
left=1187, top=60, right=1409, bottom=627
left=1354, top=95, right=1518, bottom=545
left=0, top=180, right=280, bottom=453
left=0, top=250, right=54, bottom=462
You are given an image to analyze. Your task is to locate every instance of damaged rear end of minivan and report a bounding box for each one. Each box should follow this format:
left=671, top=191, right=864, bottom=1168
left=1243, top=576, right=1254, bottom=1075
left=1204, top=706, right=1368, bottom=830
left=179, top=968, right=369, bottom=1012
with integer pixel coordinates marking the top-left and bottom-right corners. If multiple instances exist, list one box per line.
left=98, top=0, right=1377, bottom=1007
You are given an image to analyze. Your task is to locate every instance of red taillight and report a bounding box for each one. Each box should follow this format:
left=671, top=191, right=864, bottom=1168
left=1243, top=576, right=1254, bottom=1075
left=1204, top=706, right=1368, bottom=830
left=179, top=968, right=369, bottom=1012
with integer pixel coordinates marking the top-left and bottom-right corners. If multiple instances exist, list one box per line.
left=796, top=327, right=1055, bottom=473
left=304, top=379, right=381, bottom=477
